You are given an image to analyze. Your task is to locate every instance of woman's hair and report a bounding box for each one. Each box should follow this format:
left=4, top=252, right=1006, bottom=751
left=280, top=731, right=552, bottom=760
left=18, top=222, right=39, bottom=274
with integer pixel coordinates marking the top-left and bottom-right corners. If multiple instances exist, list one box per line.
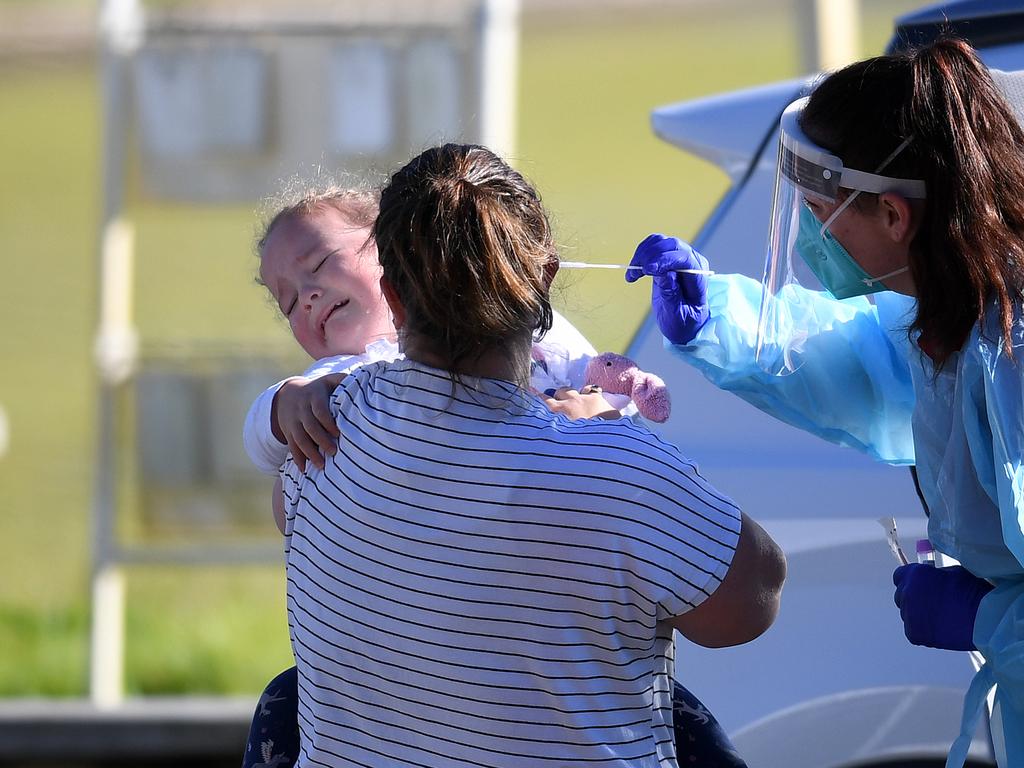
left=801, top=37, right=1024, bottom=365
left=374, top=143, right=556, bottom=382
left=255, top=182, right=380, bottom=257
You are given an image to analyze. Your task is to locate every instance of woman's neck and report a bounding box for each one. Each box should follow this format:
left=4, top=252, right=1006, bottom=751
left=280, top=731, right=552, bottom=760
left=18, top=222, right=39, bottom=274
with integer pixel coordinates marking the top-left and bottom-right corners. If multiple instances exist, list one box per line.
left=400, top=332, right=532, bottom=384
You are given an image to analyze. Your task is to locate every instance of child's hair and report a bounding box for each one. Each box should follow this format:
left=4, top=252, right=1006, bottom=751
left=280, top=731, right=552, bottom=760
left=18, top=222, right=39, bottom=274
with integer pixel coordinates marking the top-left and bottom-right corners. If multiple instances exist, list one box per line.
left=255, top=181, right=381, bottom=258
left=374, top=144, right=556, bottom=382
left=801, top=37, right=1024, bottom=364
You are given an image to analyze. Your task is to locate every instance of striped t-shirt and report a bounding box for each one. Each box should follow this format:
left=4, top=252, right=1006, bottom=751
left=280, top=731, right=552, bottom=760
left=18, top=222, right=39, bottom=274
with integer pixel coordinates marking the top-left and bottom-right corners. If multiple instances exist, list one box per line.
left=281, top=358, right=741, bottom=768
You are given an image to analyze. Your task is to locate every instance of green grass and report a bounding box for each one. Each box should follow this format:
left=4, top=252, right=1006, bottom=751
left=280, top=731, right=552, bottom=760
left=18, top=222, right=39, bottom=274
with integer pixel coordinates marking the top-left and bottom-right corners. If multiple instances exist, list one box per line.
left=0, top=603, right=89, bottom=695
left=124, top=567, right=292, bottom=694
left=0, top=65, right=100, bottom=615
left=521, top=4, right=800, bottom=351
left=0, top=0, right=924, bottom=696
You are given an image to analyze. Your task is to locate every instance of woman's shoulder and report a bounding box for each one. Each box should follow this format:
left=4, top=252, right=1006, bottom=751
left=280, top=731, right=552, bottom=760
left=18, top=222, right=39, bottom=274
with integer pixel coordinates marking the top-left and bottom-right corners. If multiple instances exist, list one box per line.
left=551, top=413, right=690, bottom=465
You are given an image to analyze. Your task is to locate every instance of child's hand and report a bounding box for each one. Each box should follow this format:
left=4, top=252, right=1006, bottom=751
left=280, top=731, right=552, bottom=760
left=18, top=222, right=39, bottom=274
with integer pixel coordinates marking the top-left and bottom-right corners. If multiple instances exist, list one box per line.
left=542, top=386, right=621, bottom=421
left=271, top=374, right=346, bottom=471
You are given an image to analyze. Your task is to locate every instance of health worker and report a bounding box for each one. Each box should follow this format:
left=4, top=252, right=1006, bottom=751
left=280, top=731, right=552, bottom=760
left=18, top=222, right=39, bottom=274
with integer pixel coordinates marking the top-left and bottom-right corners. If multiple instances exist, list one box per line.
left=627, top=38, right=1024, bottom=768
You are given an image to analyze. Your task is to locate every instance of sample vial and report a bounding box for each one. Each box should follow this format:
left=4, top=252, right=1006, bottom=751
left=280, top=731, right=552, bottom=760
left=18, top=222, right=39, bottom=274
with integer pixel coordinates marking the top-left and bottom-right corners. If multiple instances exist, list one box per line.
left=916, top=538, right=936, bottom=565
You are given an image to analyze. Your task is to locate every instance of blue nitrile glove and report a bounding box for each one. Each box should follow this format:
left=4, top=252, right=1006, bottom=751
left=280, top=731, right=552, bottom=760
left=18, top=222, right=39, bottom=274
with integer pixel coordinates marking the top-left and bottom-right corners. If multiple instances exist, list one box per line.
left=626, top=233, right=710, bottom=345
left=892, top=564, right=994, bottom=652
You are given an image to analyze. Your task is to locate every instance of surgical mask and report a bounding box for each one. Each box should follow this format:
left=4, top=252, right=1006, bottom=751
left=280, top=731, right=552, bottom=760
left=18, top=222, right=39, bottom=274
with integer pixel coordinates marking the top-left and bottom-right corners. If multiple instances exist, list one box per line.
left=796, top=203, right=909, bottom=299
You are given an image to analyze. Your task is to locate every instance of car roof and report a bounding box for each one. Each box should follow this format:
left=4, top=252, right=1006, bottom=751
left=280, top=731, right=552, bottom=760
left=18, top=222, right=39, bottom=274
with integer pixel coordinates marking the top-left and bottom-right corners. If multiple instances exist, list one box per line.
left=893, top=0, right=1024, bottom=50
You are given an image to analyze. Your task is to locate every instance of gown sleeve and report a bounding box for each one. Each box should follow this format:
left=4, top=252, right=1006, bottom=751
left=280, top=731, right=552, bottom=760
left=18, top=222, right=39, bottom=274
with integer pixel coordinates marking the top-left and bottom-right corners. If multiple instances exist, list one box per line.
left=667, top=272, right=917, bottom=464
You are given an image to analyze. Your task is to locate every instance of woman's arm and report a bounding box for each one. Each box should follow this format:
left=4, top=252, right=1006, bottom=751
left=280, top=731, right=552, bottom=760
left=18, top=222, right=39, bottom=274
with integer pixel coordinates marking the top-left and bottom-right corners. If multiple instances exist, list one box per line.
left=671, top=512, right=786, bottom=648
left=673, top=273, right=918, bottom=464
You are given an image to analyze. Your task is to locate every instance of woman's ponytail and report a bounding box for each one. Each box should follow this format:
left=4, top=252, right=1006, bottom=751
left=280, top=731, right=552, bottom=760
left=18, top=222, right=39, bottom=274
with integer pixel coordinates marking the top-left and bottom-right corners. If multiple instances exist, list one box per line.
left=375, top=144, right=555, bottom=382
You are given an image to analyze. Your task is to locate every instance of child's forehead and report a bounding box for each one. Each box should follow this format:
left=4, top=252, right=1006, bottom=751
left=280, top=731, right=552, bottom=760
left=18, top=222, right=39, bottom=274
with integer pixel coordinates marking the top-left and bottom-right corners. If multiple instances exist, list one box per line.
left=276, top=206, right=372, bottom=255
left=292, top=205, right=358, bottom=235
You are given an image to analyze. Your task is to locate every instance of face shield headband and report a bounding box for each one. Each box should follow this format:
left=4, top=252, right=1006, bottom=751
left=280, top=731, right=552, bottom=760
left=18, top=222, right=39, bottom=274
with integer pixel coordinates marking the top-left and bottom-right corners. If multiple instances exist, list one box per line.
left=778, top=98, right=927, bottom=204
left=754, top=96, right=927, bottom=376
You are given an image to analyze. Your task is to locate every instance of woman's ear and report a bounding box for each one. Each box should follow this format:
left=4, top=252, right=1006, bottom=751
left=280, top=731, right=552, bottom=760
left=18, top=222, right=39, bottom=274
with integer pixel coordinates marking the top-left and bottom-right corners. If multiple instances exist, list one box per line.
left=543, top=258, right=559, bottom=290
left=380, top=276, right=406, bottom=330
left=878, top=192, right=921, bottom=244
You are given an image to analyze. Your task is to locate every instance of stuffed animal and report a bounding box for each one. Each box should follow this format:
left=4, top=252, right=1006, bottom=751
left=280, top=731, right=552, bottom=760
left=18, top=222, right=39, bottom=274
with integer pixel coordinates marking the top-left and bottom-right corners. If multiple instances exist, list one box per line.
left=584, top=352, right=671, bottom=422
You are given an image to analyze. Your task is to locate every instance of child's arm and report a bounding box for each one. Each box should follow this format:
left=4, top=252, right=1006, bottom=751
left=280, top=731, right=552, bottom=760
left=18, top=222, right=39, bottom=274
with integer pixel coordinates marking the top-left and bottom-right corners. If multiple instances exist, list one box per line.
left=542, top=387, right=620, bottom=420
left=243, top=381, right=294, bottom=475
left=531, top=310, right=628, bottom=418
left=243, top=352, right=381, bottom=476
left=242, top=373, right=344, bottom=474
left=271, top=373, right=346, bottom=471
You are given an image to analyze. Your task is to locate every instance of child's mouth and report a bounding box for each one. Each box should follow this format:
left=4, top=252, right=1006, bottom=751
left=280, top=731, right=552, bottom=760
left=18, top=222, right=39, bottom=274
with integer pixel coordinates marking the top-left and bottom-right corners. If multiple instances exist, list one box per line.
left=320, top=300, right=350, bottom=334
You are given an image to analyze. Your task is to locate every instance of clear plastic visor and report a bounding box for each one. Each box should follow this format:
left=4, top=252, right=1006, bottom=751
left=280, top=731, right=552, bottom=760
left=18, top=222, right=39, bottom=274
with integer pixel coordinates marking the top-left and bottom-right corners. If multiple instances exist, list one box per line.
left=754, top=98, right=926, bottom=376
left=754, top=141, right=824, bottom=377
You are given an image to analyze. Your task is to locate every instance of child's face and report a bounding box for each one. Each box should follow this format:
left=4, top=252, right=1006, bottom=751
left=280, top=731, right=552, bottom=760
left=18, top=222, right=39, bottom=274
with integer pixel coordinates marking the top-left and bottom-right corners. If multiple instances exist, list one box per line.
left=259, top=206, right=395, bottom=359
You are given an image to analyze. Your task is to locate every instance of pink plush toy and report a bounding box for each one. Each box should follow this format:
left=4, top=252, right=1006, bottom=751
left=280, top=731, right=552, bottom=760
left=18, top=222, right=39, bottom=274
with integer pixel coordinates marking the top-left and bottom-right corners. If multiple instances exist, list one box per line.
left=584, top=352, right=671, bottom=423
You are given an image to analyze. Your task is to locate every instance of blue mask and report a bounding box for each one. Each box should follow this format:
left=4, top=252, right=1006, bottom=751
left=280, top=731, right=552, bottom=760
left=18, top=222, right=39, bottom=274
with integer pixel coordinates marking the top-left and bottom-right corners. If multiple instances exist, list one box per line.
left=795, top=204, right=905, bottom=299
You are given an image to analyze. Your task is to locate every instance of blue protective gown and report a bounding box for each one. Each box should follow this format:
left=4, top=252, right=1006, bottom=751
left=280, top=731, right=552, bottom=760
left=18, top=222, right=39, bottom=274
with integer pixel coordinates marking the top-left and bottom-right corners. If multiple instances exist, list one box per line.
left=670, top=273, right=1024, bottom=767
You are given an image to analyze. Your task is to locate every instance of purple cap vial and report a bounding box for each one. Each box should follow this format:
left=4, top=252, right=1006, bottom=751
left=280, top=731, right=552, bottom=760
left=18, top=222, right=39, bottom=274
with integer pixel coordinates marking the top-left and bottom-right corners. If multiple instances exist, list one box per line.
left=916, top=538, right=936, bottom=565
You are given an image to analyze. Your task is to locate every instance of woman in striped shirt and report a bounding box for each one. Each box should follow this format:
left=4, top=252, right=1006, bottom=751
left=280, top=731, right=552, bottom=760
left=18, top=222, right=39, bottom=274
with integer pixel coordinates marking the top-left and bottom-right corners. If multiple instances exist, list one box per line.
left=270, top=143, right=785, bottom=768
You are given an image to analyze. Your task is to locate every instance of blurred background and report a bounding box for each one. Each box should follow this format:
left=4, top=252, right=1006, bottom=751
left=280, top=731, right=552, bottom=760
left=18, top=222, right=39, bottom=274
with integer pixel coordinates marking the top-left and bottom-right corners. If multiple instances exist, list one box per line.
left=0, top=0, right=923, bottom=705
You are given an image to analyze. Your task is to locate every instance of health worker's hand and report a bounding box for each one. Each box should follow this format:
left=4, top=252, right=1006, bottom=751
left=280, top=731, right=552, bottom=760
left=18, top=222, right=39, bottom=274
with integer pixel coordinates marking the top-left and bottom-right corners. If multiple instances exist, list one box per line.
left=892, top=564, right=994, bottom=652
left=271, top=373, right=346, bottom=472
left=626, top=234, right=710, bottom=345
left=542, top=386, right=621, bottom=421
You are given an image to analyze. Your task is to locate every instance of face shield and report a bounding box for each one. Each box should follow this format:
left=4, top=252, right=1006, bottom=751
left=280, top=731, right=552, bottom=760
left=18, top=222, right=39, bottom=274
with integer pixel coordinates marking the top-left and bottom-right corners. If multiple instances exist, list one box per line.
left=754, top=97, right=927, bottom=376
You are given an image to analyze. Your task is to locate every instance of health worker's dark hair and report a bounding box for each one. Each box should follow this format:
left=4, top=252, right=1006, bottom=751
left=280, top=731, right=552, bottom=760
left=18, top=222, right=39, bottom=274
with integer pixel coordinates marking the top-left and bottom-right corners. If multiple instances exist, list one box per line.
left=801, top=37, right=1024, bottom=365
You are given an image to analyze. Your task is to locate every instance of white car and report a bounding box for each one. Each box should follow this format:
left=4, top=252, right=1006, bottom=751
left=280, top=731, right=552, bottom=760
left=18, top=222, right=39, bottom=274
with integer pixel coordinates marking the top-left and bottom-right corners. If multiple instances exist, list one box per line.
left=627, top=2, right=1024, bottom=766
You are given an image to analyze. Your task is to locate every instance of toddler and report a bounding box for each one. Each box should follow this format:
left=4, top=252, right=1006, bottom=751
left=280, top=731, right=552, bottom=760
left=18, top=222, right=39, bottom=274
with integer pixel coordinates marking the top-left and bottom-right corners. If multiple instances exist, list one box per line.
left=243, top=183, right=623, bottom=526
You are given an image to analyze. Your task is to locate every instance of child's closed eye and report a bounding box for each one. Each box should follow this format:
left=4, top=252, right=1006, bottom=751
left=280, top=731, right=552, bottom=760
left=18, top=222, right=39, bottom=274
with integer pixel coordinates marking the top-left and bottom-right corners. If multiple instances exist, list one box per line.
left=312, top=250, right=338, bottom=273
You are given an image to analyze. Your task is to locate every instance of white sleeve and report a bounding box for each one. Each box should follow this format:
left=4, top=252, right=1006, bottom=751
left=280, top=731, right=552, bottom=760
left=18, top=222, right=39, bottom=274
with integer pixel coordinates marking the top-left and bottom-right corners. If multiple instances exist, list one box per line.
left=530, top=310, right=598, bottom=390
left=546, top=309, right=598, bottom=388
left=242, top=377, right=299, bottom=475
left=241, top=353, right=374, bottom=475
